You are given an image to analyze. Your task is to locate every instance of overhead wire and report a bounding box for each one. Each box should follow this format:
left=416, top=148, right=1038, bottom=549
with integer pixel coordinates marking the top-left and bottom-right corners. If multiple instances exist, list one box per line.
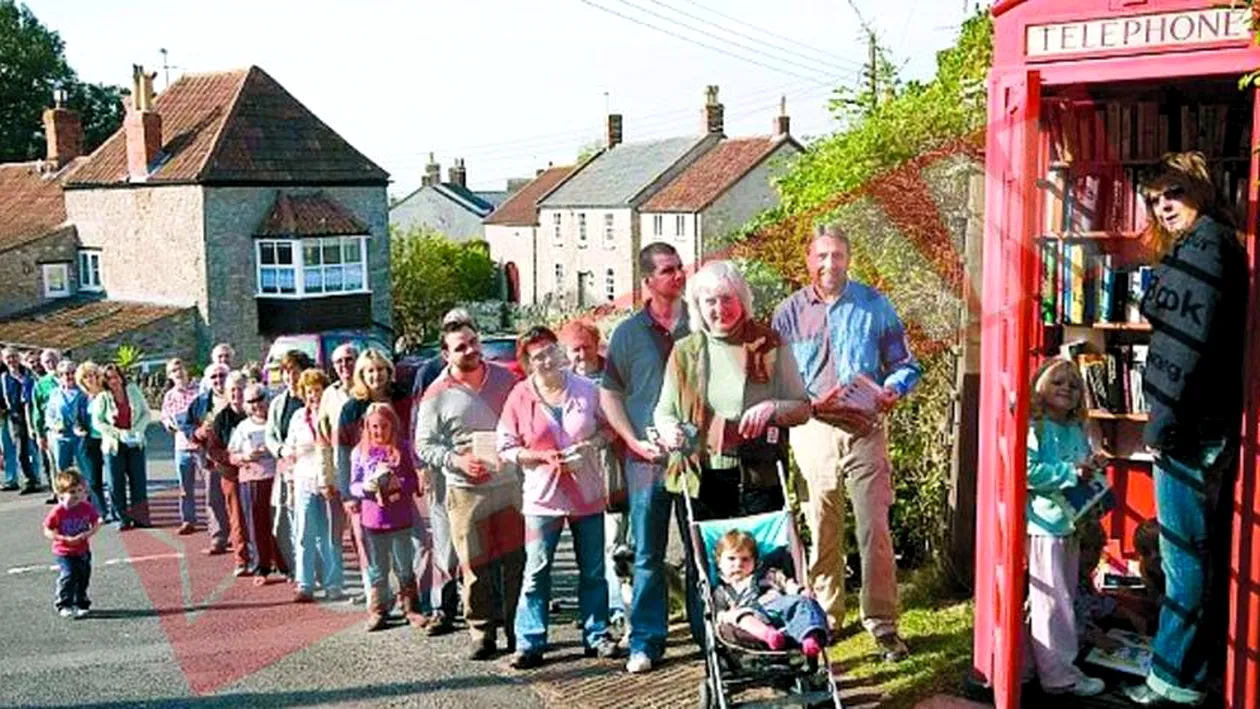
left=671, top=0, right=857, bottom=66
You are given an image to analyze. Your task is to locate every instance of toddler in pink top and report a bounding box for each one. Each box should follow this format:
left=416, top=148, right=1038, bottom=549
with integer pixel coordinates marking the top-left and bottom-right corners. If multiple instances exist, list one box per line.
left=43, top=468, right=101, bottom=618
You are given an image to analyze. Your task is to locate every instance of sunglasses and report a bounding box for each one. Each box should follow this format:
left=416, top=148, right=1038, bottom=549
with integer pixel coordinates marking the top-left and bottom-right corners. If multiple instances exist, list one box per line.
left=1144, top=185, right=1186, bottom=208
left=246, top=396, right=265, bottom=404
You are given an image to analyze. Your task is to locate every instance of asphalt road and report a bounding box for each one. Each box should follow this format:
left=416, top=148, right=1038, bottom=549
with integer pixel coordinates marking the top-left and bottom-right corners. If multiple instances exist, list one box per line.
left=0, top=426, right=547, bottom=709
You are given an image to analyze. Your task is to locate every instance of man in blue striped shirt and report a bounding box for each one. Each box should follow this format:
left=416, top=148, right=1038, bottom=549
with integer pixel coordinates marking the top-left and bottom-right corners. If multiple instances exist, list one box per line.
left=771, top=224, right=921, bottom=662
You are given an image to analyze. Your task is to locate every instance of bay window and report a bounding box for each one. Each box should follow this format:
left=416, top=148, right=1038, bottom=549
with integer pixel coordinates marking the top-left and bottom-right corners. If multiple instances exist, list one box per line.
left=257, top=235, right=368, bottom=297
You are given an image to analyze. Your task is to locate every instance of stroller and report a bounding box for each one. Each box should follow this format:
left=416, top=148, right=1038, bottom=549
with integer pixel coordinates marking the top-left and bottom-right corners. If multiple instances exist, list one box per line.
left=682, top=460, right=844, bottom=709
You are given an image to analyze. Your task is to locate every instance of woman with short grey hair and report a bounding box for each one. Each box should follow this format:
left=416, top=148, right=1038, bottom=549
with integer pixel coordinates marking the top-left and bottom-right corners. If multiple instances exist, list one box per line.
left=653, top=259, right=810, bottom=649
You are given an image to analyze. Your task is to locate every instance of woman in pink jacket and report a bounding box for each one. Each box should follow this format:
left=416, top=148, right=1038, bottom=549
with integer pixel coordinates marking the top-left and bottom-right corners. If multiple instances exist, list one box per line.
left=497, top=326, right=620, bottom=668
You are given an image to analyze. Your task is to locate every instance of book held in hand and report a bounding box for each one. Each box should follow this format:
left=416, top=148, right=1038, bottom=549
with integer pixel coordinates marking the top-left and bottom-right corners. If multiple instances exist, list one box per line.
left=1062, top=474, right=1114, bottom=522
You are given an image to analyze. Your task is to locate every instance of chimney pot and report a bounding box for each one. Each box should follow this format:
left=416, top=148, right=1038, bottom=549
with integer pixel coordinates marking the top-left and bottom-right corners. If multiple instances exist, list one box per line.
left=606, top=114, right=623, bottom=149
left=448, top=158, right=467, bottom=188
left=703, top=85, right=724, bottom=135
left=124, top=65, right=162, bottom=180
left=423, top=152, right=441, bottom=187
left=42, top=104, right=82, bottom=170
left=775, top=96, right=791, bottom=136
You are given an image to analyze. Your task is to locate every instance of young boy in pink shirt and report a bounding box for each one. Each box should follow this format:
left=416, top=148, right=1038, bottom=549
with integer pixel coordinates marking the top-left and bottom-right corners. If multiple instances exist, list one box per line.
left=43, top=468, right=101, bottom=618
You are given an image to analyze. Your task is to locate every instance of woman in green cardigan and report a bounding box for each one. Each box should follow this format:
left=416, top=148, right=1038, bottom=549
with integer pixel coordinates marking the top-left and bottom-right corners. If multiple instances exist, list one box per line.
left=91, top=363, right=152, bottom=529
left=653, top=260, right=811, bottom=648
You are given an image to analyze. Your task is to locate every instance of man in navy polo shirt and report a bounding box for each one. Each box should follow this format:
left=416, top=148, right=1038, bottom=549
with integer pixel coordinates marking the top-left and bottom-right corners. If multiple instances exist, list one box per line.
left=772, top=223, right=921, bottom=662
left=599, top=242, right=688, bottom=674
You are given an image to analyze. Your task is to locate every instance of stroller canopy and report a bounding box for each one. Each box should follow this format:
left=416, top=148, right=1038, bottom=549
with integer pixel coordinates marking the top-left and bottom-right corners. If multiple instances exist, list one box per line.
left=694, top=510, right=796, bottom=583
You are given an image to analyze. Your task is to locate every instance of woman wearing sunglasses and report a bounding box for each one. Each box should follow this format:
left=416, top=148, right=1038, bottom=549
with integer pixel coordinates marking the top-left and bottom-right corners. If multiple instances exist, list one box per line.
left=1123, top=151, right=1247, bottom=707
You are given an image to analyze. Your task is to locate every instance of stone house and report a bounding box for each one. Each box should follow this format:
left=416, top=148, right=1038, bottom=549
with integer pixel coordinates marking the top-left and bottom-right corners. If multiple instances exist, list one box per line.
left=389, top=156, right=512, bottom=242
left=529, top=86, right=797, bottom=308
left=483, top=164, right=576, bottom=305
left=639, top=108, right=802, bottom=267
left=0, top=65, right=391, bottom=365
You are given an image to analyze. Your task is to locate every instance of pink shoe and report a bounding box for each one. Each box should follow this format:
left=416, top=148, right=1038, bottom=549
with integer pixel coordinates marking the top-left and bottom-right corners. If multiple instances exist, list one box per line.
left=801, top=636, right=822, bottom=658
left=764, top=629, right=786, bottom=651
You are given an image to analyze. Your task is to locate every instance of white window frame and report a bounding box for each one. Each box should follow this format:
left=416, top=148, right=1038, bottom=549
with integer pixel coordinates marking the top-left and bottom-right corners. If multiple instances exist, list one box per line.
left=652, top=214, right=663, bottom=237
left=552, top=212, right=563, bottom=245
left=255, top=235, right=369, bottom=299
left=605, top=268, right=616, bottom=302
left=577, top=212, right=588, bottom=247
left=42, top=263, right=71, bottom=298
left=77, top=250, right=102, bottom=292
left=675, top=214, right=686, bottom=239
left=603, top=213, right=615, bottom=248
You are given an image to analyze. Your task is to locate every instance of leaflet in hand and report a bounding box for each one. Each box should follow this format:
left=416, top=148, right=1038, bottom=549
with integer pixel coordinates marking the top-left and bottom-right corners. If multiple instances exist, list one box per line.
left=829, top=374, right=884, bottom=417
left=1062, top=475, right=1114, bottom=521
left=470, top=431, right=500, bottom=473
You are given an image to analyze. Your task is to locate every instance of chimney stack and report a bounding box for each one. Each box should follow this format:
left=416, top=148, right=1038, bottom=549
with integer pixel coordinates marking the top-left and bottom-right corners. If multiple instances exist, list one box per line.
left=775, top=95, right=791, bottom=136
left=124, top=65, right=162, bottom=181
left=606, top=114, right=623, bottom=149
left=448, top=158, right=467, bottom=188
left=422, top=153, right=440, bottom=187
left=42, top=89, right=82, bottom=170
left=703, top=85, right=724, bottom=135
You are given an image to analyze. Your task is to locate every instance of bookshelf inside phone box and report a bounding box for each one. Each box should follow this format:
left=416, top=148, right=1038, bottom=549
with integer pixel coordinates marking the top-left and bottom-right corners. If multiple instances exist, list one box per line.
left=1035, top=76, right=1253, bottom=565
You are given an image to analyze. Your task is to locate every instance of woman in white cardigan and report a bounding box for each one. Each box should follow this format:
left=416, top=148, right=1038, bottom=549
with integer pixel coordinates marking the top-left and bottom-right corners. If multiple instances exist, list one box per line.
left=91, top=363, right=153, bottom=529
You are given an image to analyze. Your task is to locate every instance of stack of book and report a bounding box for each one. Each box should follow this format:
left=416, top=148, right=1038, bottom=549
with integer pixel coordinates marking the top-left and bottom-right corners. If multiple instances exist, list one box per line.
left=1040, top=241, right=1153, bottom=326
left=1076, top=346, right=1149, bottom=416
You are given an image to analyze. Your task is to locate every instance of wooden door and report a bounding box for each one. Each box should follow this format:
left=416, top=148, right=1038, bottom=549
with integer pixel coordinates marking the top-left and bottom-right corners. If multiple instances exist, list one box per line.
left=975, top=68, right=1040, bottom=709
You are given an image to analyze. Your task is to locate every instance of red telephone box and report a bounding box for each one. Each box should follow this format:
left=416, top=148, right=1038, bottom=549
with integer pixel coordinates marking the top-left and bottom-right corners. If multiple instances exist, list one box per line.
left=978, top=2, right=1260, bottom=708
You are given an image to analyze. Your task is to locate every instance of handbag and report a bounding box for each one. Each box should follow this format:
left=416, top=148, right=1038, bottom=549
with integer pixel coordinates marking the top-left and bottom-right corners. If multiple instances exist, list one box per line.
left=603, top=439, right=628, bottom=514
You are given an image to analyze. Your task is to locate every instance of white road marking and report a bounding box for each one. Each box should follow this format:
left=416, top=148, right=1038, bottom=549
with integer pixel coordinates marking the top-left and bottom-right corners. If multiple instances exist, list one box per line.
left=6, top=552, right=185, bottom=575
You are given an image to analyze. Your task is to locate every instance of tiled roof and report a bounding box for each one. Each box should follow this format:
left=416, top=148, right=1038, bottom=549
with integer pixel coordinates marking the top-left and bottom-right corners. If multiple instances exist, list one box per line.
left=642, top=137, right=795, bottom=213
left=254, top=191, right=368, bottom=237
left=484, top=166, right=576, bottom=226
left=540, top=136, right=707, bottom=208
left=0, top=159, right=83, bottom=252
left=66, top=66, right=388, bottom=187
left=0, top=298, right=188, bottom=352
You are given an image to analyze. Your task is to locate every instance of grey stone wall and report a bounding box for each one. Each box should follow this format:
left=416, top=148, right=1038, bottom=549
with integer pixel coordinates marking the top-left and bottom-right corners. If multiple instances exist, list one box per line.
left=0, top=229, right=81, bottom=317
left=202, top=185, right=392, bottom=361
left=68, top=307, right=199, bottom=368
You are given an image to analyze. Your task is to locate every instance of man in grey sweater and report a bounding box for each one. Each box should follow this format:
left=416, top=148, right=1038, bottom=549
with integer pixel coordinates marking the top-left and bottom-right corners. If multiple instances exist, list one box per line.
left=414, top=319, right=522, bottom=660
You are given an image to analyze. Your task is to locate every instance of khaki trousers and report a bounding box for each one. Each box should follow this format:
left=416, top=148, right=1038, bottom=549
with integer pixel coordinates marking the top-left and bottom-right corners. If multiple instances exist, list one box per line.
left=790, top=417, right=898, bottom=637
left=446, top=483, right=525, bottom=646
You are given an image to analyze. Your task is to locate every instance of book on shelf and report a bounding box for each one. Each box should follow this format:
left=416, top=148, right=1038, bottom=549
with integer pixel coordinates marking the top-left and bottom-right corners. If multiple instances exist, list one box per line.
left=1039, top=240, right=1153, bottom=326
left=1048, top=98, right=1251, bottom=165
left=1073, top=346, right=1149, bottom=416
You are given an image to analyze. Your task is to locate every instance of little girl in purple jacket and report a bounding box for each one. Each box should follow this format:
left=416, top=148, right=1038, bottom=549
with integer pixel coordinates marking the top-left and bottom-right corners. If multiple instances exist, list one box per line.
left=349, top=403, right=421, bottom=631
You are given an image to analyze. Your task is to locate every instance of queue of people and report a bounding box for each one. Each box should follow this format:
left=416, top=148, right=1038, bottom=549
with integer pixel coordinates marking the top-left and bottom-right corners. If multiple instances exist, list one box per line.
left=20, top=227, right=923, bottom=679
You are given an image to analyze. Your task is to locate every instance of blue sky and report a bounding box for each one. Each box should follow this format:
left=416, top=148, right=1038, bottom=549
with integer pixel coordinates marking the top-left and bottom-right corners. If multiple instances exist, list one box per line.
left=26, top=0, right=974, bottom=197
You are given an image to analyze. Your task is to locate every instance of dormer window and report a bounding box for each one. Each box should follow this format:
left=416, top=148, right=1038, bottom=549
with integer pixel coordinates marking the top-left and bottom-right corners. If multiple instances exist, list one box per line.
left=256, top=236, right=368, bottom=297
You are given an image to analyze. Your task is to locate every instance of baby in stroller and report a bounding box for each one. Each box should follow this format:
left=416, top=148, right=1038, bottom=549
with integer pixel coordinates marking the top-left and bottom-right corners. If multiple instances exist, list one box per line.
left=713, top=528, right=829, bottom=658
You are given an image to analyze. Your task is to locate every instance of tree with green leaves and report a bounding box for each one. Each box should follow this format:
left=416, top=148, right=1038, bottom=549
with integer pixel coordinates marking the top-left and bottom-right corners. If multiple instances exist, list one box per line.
left=0, top=0, right=123, bottom=163
left=390, top=228, right=499, bottom=345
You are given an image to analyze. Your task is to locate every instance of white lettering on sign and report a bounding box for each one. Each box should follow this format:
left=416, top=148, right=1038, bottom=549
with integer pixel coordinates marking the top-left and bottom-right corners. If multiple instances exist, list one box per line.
left=1026, top=7, right=1250, bottom=58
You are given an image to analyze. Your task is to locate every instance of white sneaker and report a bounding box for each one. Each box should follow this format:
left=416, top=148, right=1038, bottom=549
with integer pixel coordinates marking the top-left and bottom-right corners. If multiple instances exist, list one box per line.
left=58, top=608, right=74, bottom=619
left=1046, top=676, right=1106, bottom=697
left=73, top=607, right=89, bottom=619
left=625, top=652, right=653, bottom=674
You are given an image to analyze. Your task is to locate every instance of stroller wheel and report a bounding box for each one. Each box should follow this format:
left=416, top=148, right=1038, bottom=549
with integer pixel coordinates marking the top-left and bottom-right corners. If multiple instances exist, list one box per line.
left=697, top=679, right=713, bottom=709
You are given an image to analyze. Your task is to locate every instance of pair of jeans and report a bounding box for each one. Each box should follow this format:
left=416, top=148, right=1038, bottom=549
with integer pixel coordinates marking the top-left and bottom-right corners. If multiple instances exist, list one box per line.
left=174, top=449, right=199, bottom=525
left=757, top=593, right=829, bottom=646
left=81, top=437, right=106, bottom=515
left=675, top=466, right=785, bottom=648
left=422, top=472, right=460, bottom=618
left=362, top=526, right=415, bottom=607
left=293, top=482, right=345, bottom=594
left=52, top=436, right=100, bottom=510
left=408, top=495, right=434, bottom=615
left=204, top=462, right=229, bottom=549
left=106, top=443, right=148, bottom=525
left=625, top=458, right=674, bottom=660
left=1147, top=440, right=1234, bottom=704
left=516, top=512, right=609, bottom=654
left=54, top=553, right=91, bottom=610
left=2, top=418, right=38, bottom=488
left=271, top=474, right=295, bottom=577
